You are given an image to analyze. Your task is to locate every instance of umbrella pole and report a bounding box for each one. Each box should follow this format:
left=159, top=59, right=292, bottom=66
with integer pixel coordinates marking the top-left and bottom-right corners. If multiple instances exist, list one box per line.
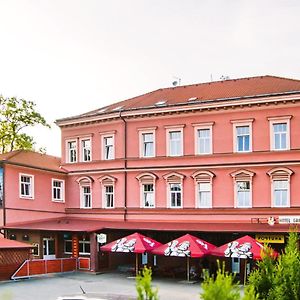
left=136, top=253, right=138, bottom=277
left=187, top=256, right=190, bottom=281
left=244, top=259, right=247, bottom=285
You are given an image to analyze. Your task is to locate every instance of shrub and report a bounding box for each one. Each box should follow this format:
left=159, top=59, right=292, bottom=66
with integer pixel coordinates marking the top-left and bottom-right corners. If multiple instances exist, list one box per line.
left=136, top=266, right=159, bottom=300
left=248, top=230, right=300, bottom=300
left=200, top=261, right=240, bottom=300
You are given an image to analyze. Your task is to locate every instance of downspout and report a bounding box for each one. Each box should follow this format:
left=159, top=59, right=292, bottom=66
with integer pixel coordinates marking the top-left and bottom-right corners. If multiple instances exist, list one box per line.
left=2, top=163, right=6, bottom=236
left=119, top=112, right=128, bottom=221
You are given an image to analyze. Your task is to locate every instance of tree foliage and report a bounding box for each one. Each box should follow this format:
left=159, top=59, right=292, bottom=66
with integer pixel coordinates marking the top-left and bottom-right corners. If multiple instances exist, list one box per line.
left=248, top=230, right=300, bottom=300
left=200, top=261, right=258, bottom=300
left=136, top=266, right=159, bottom=300
left=0, top=96, right=50, bottom=153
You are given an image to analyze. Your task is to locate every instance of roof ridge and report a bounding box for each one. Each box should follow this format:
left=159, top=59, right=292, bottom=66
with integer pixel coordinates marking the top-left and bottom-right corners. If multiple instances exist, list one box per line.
left=264, top=74, right=300, bottom=83
left=1, top=149, right=23, bottom=161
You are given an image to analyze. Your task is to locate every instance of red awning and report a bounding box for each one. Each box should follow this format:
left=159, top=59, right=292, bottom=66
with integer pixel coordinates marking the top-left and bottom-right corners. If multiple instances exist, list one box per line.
left=2, top=217, right=293, bottom=233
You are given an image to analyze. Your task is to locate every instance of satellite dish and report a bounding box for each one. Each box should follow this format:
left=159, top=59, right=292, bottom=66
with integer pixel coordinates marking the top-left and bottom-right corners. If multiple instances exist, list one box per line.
left=172, top=81, right=178, bottom=86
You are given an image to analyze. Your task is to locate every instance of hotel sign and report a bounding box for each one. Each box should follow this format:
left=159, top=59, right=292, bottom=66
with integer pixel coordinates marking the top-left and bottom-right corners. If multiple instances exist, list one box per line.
left=255, top=234, right=285, bottom=244
left=278, top=216, right=300, bottom=224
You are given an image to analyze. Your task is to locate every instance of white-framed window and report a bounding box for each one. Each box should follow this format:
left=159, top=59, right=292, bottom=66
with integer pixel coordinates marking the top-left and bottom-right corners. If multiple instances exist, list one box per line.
left=142, top=184, right=154, bottom=208
left=273, top=180, right=289, bottom=207
left=198, top=182, right=212, bottom=208
left=64, top=239, right=90, bottom=255
left=165, top=126, right=184, bottom=157
left=67, top=140, right=77, bottom=163
left=193, top=123, right=214, bottom=155
left=231, top=169, right=254, bottom=208
left=79, top=240, right=90, bottom=255
left=236, top=181, right=251, bottom=207
left=163, top=172, right=184, bottom=208
left=169, top=183, right=182, bottom=208
left=236, top=126, right=250, bottom=152
left=19, top=174, right=34, bottom=199
left=99, top=175, right=117, bottom=209
left=80, top=138, right=91, bottom=162
left=52, top=179, right=65, bottom=202
left=192, top=170, right=215, bottom=208
left=231, top=119, right=253, bottom=153
left=104, top=185, right=114, bottom=208
left=136, top=172, right=157, bottom=208
left=81, top=186, right=91, bottom=208
left=102, top=134, right=114, bottom=160
left=139, top=128, right=156, bottom=158
left=77, top=176, right=93, bottom=209
left=268, top=116, right=291, bottom=151
left=267, top=167, right=293, bottom=208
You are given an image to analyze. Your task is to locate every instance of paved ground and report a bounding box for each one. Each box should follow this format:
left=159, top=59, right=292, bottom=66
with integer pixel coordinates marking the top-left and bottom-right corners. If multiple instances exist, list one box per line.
left=0, top=272, right=203, bottom=300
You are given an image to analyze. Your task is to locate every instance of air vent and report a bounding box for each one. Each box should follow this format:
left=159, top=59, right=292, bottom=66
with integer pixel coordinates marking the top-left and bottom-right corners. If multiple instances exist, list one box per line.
left=188, top=97, right=198, bottom=101
left=112, top=106, right=124, bottom=111
left=98, top=108, right=107, bottom=113
left=155, top=100, right=167, bottom=106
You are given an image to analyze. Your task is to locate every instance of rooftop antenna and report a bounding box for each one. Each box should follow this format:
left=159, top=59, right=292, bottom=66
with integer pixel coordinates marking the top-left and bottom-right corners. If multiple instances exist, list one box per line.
left=172, top=76, right=181, bottom=86
left=220, top=75, right=230, bottom=81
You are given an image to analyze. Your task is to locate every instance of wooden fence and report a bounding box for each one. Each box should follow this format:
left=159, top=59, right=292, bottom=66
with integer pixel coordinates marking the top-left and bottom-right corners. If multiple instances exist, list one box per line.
left=11, top=257, right=90, bottom=280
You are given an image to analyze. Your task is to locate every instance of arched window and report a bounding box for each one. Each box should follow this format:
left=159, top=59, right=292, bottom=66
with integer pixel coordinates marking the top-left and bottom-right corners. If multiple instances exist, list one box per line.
left=98, top=175, right=116, bottom=209
left=136, top=173, right=158, bottom=208
left=230, top=170, right=255, bottom=208
left=191, top=171, right=215, bottom=208
left=76, top=176, right=93, bottom=209
left=163, top=172, right=185, bottom=208
left=267, top=168, right=293, bottom=207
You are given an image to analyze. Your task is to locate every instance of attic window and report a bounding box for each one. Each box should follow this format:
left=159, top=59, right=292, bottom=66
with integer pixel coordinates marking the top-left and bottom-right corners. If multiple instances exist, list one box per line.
left=112, top=106, right=124, bottom=111
left=188, top=97, right=198, bottom=101
left=155, top=100, right=167, bottom=106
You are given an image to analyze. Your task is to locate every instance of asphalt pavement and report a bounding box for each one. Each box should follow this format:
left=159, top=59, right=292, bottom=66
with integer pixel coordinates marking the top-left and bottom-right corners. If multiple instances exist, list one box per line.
left=0, top=271, right=203, bottom=300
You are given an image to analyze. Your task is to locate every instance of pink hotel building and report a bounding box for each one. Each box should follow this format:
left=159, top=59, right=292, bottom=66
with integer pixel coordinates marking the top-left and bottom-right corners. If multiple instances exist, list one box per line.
left=1, top=75, right=300, bottom=273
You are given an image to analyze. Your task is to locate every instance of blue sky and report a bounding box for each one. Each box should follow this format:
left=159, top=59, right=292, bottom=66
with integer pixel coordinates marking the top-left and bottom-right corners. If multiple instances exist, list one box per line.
left=0, top=0, right=299, bottom=156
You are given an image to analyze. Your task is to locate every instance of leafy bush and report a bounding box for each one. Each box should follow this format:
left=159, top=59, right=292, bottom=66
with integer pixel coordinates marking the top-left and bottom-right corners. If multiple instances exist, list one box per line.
left=136, top=266, right=159, bottom=300
left=200, top=261, right=240, bottom=300
left=248, top=230, right=300, bottom=300
left=200, top=261, right=258, bottom=300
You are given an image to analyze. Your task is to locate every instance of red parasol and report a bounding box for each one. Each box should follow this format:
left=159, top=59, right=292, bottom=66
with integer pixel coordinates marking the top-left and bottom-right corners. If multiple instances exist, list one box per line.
left=210, top=235, right=277, bottom=260
left=152, top=234, right=216, bottom=281
left=100, top=232, right=162, bottom=275
left=211, top=235, right=278, bottom=284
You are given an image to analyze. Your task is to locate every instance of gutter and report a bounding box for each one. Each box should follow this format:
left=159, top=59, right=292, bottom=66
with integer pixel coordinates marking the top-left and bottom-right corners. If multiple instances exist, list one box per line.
left=119, top=111, right=128, bottom=221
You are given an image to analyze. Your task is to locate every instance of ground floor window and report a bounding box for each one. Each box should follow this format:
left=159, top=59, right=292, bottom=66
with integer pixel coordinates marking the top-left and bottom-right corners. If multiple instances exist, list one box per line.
left=79, top=240, right=90, bottom=255
left=64, top=240, right=72, bottom=254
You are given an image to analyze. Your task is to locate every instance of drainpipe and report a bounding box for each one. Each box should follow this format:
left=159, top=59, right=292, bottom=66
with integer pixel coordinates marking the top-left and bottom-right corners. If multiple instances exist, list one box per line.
left=1, top=163, right=6, bottom=235
left=119, top=112, right=128, bottom=221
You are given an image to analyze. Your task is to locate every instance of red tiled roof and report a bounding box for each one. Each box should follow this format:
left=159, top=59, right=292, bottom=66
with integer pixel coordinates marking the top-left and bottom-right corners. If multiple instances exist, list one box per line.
left=0, top=150, right=65, bottom=173
left=59, top=75, right=300, bottom=122
left=0, top=238, right=32, bottom=249
left=3, top=217, right=292, bottom=233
